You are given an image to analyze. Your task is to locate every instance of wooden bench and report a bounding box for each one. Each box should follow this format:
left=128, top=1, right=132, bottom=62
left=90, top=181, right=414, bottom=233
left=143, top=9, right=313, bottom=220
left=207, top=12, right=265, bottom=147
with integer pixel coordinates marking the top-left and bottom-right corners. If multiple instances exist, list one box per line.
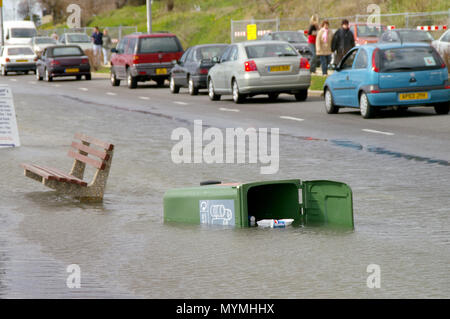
left=21, top=133, right=114, bottom=202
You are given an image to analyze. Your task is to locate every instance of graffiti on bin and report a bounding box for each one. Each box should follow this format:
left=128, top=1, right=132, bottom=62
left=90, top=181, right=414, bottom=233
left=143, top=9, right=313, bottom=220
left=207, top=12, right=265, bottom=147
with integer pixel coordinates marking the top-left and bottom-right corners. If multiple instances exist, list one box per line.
left=199, top=200, right=235, bottom=226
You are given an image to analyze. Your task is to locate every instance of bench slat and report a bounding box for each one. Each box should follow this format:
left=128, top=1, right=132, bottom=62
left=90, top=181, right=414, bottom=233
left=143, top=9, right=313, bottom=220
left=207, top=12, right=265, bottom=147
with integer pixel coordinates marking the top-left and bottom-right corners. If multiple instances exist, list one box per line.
left=33, top=164, right=88, bottom=187
left=21, top=163, right=58, bottom=181
left=74, top=133, right=114, bottom=151
left=68, top=150, right=106, bottom=170
left=70, top=141, right=110, bottom=161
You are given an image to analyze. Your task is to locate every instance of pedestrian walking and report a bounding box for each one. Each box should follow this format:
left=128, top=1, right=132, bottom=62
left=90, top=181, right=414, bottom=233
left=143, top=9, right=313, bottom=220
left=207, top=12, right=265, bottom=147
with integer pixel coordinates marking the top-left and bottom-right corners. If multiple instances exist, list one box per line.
left=91, top=26, right=103, bottom=66
left=307, top=14, right=319, bottom=73
left=331, top=19, right=355, bottom=65
left=316, top=20, right=333, bottom=76
left=102, top=29, right=113, bottom=65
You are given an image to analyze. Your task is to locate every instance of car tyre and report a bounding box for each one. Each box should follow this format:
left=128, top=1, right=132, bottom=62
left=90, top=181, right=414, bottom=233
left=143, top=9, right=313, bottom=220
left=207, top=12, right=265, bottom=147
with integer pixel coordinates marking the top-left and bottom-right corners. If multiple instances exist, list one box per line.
left=1, top=65, right=7, bottom=76
left=208, top=78, right=220, bottom=101
left=434, top=102, right=449, bottom=115
left=76, top=75, right=82, bottom=80
left=324, top=89, right=339, bottom=114
left=127, top=69, right=137, bottom=89
left=188, top=76, right=198, bottom=95
left=268, top=93, right=279, bottom=101
left=44, top=68, right=53, bottom=82
left=294, top=89, right=308, bottom=102
left=360, top=92, right=375, bottom=119
left=169, top=76, right=180, bottom=94
left=85, top=73, right=92, bottom=81
left=232, top=79, right=245, bottom=104
left=156, top=78, right=165, bottom=87
left=111, top=69, right=120, bottom=86
left=36, top=68, right=43, bottom=81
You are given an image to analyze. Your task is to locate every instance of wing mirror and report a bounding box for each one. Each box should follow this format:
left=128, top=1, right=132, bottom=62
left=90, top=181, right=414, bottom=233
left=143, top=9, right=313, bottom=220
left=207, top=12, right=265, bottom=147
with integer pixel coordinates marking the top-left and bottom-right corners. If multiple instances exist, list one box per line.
left=171, top=59, right=178, bottom=65
left=212, top=56, right=220, bottom=64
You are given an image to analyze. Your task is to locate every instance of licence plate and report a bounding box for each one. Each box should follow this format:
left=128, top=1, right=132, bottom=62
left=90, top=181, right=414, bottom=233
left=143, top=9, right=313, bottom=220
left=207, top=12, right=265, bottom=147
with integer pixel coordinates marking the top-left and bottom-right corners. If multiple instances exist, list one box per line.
left=269, top=65, right=290, bottom=72
left=16, top=59, right=28, bottom=63
left=65, top=68, right=79, bottom=73
left=156, top=68, right=167, bottom=75
left=399, top=92, right=428, bottom=100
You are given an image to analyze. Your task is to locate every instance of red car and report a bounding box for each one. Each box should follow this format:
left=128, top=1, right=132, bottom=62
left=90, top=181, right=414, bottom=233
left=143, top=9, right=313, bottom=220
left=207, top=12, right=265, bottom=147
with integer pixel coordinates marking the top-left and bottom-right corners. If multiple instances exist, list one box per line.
left=110, top=33, right=184, bottom=89
left=349, top=23, right=386, bottom=46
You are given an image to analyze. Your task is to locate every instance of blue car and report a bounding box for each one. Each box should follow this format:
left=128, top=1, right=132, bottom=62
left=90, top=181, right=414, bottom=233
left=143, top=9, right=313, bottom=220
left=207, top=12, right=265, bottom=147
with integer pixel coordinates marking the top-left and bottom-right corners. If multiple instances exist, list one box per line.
left=323, top=43, right=449, bottom=118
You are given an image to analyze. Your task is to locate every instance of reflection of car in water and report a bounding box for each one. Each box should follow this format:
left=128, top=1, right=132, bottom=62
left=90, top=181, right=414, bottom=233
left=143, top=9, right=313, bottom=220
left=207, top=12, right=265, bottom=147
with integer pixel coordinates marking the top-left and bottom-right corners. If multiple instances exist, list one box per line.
left=209, top=204, right=233, bottom=225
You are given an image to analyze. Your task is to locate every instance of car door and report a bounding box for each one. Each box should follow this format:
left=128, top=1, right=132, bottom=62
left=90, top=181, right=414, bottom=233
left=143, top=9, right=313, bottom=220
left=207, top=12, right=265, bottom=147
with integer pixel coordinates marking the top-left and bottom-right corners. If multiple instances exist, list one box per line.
left=171, top=47, right=190, bottom=86
left=213, top=46, right=232, bottom=91
left=222, top=45, right=239, bottom=92
left=123, top=37, right=137, bottom=77
left=181, top=48, right=195, bottom=86
left=331, top=49, right=358, bottom=106
left=348, top=48, right=369, bottom=107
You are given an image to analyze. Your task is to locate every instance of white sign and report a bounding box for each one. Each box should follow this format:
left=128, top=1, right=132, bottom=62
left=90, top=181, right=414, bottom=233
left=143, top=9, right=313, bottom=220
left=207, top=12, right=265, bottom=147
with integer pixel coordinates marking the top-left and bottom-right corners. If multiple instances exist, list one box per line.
left=0, top=85, right=20, bottom=148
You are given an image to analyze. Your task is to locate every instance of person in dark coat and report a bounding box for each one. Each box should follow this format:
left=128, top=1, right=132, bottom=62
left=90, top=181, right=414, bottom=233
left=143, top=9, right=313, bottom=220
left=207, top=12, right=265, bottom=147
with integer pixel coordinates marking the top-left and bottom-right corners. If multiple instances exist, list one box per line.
left=331, top=19, right=355, bottom=65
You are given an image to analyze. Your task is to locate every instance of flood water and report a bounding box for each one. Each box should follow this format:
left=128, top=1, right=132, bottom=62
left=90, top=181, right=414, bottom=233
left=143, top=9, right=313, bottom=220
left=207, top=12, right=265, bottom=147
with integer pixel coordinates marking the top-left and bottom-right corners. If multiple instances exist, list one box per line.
left=0, top=87, right=449, bottom=298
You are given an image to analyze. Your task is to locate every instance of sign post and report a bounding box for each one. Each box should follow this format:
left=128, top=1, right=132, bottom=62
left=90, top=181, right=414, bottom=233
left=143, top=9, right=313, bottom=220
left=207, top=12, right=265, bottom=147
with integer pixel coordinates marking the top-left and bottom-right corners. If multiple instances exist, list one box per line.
left=0, top=86, right=21, bottom=148
left=0, top=0, right=4, bottom=47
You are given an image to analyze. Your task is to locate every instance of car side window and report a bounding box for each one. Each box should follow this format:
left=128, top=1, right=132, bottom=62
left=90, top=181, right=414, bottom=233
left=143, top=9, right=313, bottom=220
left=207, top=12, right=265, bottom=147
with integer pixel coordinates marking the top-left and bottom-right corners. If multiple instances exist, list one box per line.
left=125, top=38, right=137, bottom=54
left=340, top=49, right=358, bottom=70
left=229, top=46, right=239, bottom=61
left=116, top=38, right=126, bottom=54
left=220, top=46, right=233, bottom=62
left=179, top=48, right=191, bottom=63
left=354, top=49, right=368, bottom=69
left=443, top=32, right=450, bottom=42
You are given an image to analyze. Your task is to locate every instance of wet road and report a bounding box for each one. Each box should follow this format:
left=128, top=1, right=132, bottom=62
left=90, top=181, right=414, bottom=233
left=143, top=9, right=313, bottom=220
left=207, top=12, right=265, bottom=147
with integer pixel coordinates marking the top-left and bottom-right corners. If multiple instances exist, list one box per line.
left=0, top=74, right=449, bottom=298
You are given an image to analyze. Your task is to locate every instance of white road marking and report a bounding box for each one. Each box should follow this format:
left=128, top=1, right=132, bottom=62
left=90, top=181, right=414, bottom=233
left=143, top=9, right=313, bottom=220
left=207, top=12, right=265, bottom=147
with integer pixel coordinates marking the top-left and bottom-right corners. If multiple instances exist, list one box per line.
left=219, top=107, right=240, bottom=112
left=28, top=81, right=37, bottom=84
left=139, top=96, right=150, bottom=100
left=52, top=84, right=61, bottom=87
left=362, top=129, right=394, bottom=136
left=280, top=116, right=304, bottom=122
left=174, top=101, right=188, bottom=105
left=106, top=92, right=117, bottom=96
left=10, top=79, right=17, bottom=82
left=79, top=87, right=89, bottom=91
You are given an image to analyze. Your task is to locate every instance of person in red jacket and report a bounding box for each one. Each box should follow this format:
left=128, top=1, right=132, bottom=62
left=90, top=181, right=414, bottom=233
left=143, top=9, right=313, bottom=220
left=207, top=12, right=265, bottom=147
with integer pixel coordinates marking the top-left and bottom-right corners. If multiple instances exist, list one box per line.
left=307, top=14, right=319, bottom=73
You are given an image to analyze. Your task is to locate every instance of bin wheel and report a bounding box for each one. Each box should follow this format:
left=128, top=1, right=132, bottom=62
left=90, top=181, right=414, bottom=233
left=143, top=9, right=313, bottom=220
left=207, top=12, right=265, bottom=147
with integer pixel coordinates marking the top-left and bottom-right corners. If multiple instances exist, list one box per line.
left=200, top=180, right=222, bottom=186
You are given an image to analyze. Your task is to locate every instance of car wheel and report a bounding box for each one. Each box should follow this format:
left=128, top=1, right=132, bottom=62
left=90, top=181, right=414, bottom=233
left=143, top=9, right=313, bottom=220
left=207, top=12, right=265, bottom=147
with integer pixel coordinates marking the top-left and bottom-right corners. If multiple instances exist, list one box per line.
left=1, top=66, right=7, bottom=76
left=324, top=89, right=339, bottom=114
left=268, top=93, right=279, bottom=101
left=208, top=78, right=220, bottom=101
left=127, top=69, right=137, bottom=89
left=294, top=89, right=308, bottom=102
left=36, top=68, right=43, bottom=81
left=44, top=68, right=53, bottom=82
left=232, top=79, right=245, bottom=104
left=24, top=70, right=29, bottom=75
left=360, top=92, right=375, bottom=119
left=111, top=69, right=120, bottom=86
left=434, top=102, right=449, bottom=115
left=85, top=73, right=92, bottom=81
left=188, top=76, right=198, bottom=95
left=169, top=76, right=180, bottom=94
left=76, top=75, right=82, bottom=80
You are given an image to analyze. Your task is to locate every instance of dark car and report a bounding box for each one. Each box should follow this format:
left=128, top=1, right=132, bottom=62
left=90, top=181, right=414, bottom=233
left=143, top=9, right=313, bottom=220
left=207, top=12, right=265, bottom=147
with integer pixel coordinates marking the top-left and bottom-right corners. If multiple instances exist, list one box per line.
left=36, top=45, right=91, bottom=82
left=169, top=44, right=229, bottom=95
left=110, top=33, right=184, bottom=89
left=379, top=29, right=435, bottom=45
left=261, top=31, right=313, bottom=61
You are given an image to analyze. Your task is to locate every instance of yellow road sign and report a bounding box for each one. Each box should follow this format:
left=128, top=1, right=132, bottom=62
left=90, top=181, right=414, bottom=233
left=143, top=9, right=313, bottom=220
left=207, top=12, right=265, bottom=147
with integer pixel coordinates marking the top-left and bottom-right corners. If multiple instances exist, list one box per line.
left=247, top=24, right=257, bottom=41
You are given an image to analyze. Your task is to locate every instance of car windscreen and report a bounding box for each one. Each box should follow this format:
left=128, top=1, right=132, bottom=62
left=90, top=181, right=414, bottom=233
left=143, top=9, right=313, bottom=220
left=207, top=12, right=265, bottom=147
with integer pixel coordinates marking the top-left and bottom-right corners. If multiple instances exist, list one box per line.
left=51, top=47, right=84, bottom=57
left=138, top=37, right=182, bottom=53
left=10, top=28, right=37, bottom=38
left=35, top=38, right=57, bottom=44
left=356, top=25, right=384, bottom=37
left=194, top=45, right=228, bottom=61
left=398, top=31, right=434, bottom=43
left=245, top=43, right=299, bottom=59
left=379, top=47, right=443, bottom=72
left=272, top=32, right=307, bottom=43
left=67, top=34, right=91, bottom=43
left=7, top=47, right=34, bottom=55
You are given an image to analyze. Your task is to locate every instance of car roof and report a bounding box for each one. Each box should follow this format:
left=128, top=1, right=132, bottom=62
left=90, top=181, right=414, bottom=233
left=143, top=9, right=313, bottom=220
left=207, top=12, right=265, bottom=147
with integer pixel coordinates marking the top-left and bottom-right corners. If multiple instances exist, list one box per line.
left=364, top=42, right=432, bottom=49
left=191, top=43, right=229, bottom=48
left=125, top=33, right=177, bottom=38
left=238, top=40, right=291, bottom=46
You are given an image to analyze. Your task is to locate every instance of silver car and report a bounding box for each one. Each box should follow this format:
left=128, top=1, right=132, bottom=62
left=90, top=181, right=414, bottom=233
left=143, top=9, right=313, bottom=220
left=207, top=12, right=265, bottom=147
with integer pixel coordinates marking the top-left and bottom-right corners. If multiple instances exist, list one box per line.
left=31, top=36, right=57, bottom=56
left=207, top=40, right=311, bottom=103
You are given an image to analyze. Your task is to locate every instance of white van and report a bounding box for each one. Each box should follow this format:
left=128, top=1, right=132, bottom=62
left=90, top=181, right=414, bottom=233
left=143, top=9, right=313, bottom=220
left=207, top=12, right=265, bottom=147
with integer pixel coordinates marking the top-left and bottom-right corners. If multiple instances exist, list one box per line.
left=3, top=21, right=37, bottom=45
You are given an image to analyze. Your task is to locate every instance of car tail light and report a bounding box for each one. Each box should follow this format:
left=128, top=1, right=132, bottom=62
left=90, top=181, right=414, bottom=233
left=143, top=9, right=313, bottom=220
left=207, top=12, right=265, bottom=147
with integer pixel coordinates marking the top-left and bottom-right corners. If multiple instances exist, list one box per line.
left=199, top=68, right=209, bottom=75
left=133, top=55, right=140, bottom=64
left=372, top=48, right=380, bottom=72
left=81, top=58, right=89, bottom=64
left=244, top=60, right=257, bottom=72
left=445, top=85, right=450, bottom=89
left=50, top=59, right=60, bottom=66
left=370, top=90, right=380, bottom=93
left=5, top=58, right=10, bottom=62
left=299, top=57, right=310, bottom=70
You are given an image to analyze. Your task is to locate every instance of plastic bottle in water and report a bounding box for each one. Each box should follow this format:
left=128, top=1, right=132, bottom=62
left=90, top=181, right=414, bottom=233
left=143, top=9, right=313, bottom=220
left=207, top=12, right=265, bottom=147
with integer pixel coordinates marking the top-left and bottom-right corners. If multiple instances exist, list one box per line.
left=256, top=219, right=294, bottom=228
left=249, top=216, right=256, bottom=227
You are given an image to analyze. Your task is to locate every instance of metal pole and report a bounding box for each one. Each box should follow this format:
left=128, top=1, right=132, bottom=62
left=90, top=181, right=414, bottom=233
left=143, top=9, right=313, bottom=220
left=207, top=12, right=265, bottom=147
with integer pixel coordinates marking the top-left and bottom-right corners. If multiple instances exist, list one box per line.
left=0, top=2, right=3, bottom=47
left=147, top=0, right=152, bottom=34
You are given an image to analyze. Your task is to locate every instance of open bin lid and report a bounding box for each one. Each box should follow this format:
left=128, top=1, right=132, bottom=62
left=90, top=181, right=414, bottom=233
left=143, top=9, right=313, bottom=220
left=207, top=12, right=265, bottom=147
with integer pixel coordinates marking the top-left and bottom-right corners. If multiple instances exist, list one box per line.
left=302, top=180, right=354, bottom=229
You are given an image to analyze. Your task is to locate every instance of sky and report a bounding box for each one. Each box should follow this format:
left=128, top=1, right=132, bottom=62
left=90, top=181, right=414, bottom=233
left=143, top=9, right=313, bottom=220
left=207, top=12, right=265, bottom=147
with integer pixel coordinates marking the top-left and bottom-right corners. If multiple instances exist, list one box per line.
left=2, top=0, right=42, bottom=21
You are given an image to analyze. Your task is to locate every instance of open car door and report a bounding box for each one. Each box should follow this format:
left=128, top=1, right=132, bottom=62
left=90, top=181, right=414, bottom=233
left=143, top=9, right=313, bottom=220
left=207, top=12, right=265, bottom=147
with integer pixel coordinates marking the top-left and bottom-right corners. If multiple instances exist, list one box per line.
left=302, top=180, right=354, bottom=229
